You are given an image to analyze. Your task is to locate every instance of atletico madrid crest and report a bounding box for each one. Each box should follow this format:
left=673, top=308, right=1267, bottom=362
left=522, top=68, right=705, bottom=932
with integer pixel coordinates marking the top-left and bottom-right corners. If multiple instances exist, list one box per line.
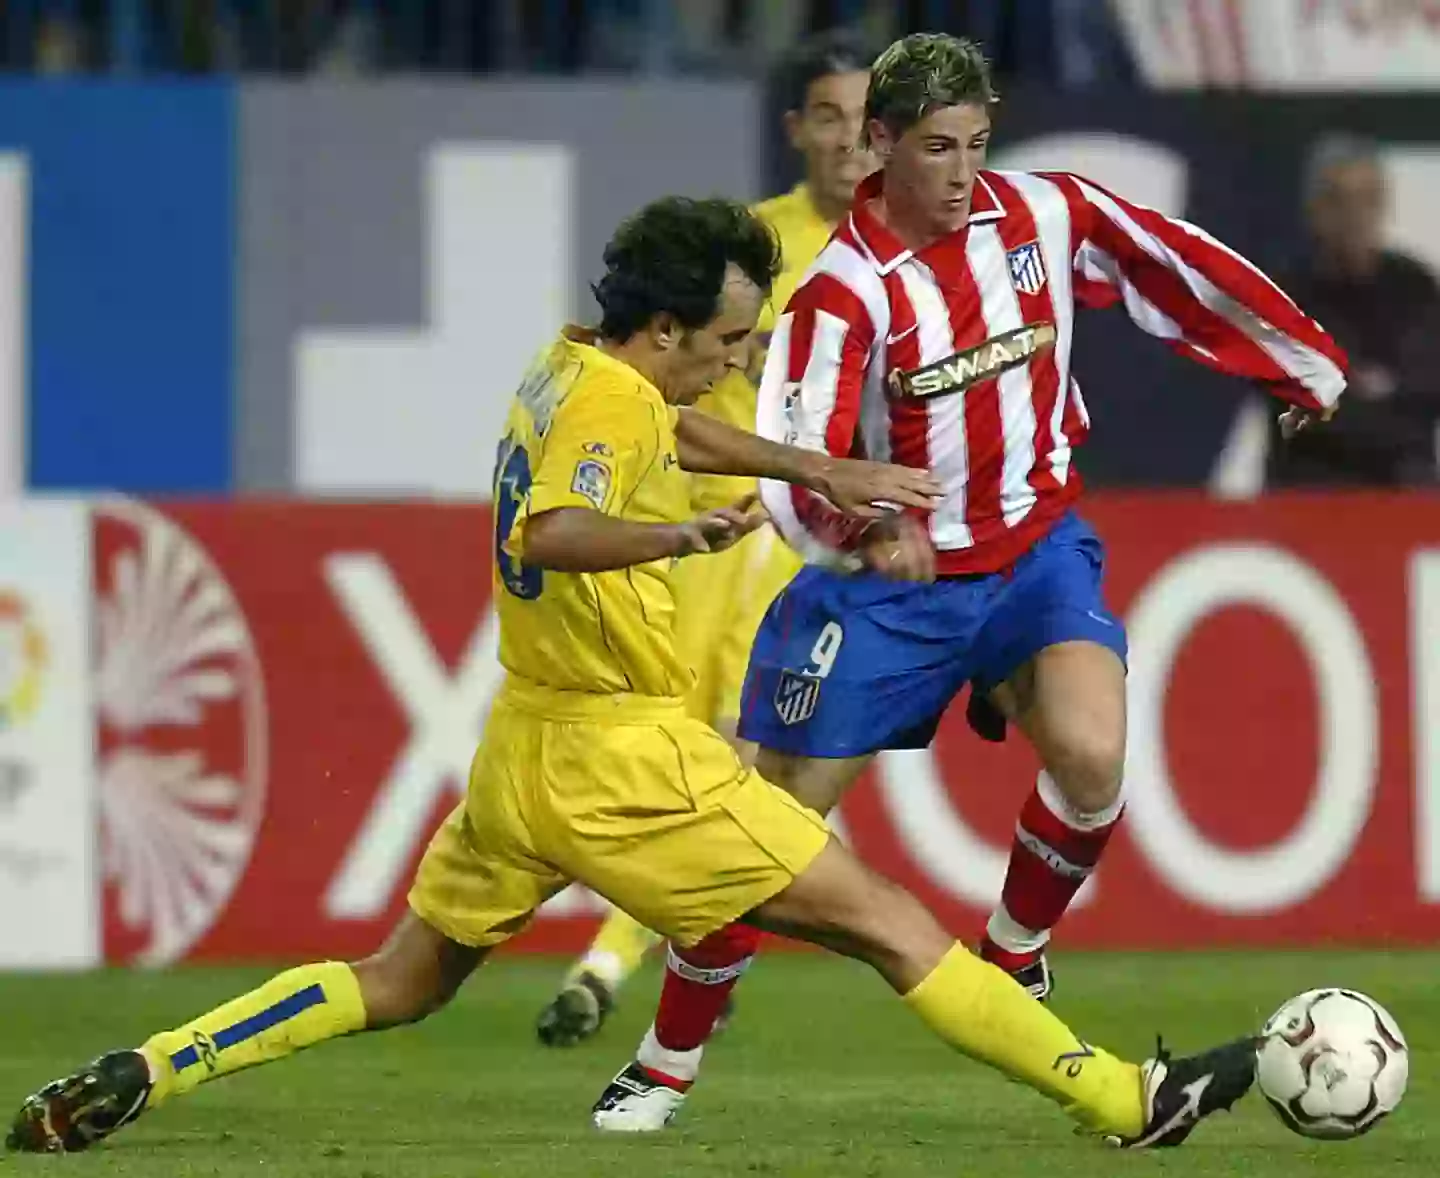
left=1006, top=241, right=1048, bottom=297
left=774, top=670, right=821, bottom=726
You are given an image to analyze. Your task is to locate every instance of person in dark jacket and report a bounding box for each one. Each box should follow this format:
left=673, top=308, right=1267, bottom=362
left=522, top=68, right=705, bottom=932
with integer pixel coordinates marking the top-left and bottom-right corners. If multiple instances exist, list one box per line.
left=1266, top=133, right=1440, bottom=487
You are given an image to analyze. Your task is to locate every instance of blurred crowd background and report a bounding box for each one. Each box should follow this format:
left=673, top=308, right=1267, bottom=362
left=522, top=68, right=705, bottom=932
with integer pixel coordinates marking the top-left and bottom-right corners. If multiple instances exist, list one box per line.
left=4, top=1, right=1134, bottom=83
left=4, top=1, right=1438, bottom=496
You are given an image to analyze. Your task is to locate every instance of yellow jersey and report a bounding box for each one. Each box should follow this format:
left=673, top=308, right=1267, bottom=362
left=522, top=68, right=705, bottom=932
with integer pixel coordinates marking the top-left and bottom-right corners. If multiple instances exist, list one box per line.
left=494, top=329, right=693, bottom=698
left=689, top=183, right=837, bottom=511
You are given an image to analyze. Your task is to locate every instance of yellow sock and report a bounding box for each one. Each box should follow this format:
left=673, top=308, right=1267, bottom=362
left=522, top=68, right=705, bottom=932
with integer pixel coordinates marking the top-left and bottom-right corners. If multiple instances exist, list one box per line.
left=140, top=961, right=366, bottom=1108
left=904, top=944, right=1145, bottom=1139
left=567, top=907, right=663, bottom=992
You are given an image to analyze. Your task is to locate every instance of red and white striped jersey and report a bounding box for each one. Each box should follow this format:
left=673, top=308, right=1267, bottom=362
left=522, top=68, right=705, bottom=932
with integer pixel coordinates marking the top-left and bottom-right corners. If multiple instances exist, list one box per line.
left=757, top=168, right=1349, bottom=575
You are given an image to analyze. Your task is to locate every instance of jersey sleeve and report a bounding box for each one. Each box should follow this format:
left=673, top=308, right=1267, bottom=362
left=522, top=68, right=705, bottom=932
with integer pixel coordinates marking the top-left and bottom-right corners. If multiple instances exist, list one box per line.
left=524, top=386, right=665, bottom=520
left=1045, top=171, right=1349, bottom=411
left=755, top=273, right=877, bottom=560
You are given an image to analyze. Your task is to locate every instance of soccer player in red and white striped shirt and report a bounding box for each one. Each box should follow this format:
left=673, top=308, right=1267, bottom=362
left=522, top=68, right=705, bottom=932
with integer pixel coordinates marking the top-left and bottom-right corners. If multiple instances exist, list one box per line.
left=594, top=31, right=1345, bottom=1131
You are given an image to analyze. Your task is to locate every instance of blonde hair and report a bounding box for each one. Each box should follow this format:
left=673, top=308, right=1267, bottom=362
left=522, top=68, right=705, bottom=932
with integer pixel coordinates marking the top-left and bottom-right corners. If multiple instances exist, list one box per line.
left=864, top=33, right=997, bottom=146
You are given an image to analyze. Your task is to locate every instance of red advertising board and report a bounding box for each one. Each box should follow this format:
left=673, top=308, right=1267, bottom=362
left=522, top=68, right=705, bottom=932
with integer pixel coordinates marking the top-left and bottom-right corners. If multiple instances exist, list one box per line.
left=91, top=494, right=1440, bottom=964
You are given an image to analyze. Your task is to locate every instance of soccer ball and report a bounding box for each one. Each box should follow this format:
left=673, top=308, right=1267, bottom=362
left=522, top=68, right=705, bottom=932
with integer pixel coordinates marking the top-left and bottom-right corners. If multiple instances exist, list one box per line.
left=1256, top=988, right=1408, bottom=1139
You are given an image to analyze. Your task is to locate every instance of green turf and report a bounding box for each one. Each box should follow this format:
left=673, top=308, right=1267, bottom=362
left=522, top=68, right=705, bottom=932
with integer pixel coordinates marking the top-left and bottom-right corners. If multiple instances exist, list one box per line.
left=0, top=951, right=1430, bottom=1176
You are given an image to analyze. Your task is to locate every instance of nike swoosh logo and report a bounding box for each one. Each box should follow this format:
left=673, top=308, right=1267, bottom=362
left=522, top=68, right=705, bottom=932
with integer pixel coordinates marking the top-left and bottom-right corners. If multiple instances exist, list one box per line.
left=1086, top=610, right=1114, bottom=627
left=886, top=323, right=920, bottom=345
left=1133, top=1074, right=1213, bottom=1148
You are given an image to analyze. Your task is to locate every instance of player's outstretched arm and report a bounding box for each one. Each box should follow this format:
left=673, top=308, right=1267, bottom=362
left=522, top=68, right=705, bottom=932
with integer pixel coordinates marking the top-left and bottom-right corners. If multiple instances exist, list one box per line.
left=1047, top=171, right=1348, bottom=415
left=521, top=498, right=767, bottom=574
left=674, top=406, right=941, bottom=517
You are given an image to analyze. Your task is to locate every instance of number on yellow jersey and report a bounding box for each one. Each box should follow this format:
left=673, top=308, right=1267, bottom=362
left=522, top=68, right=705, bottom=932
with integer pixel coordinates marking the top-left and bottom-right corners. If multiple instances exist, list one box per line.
left=493, top=435, right=543, bottom=600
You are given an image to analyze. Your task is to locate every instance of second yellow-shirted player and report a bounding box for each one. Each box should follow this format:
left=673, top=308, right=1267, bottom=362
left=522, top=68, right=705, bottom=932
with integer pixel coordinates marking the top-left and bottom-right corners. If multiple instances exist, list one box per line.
left=675, top=182, right=845, bottom=735
left=536, top=31, right=879, bottom=1047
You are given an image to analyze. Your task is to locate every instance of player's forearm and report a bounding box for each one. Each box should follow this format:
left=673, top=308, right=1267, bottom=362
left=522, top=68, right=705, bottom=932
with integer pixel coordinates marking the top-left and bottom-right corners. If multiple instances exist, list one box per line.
left=674, top=407, right=832, bottom=490
left=520, top=508, right=691, bottom=572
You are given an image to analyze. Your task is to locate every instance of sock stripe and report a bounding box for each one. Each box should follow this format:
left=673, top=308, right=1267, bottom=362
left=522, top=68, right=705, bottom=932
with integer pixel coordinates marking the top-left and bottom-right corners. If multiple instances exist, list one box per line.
left=1036, top=770, right=1125, bottom=831
left=665, top=946, right=754, bottom=985
left=169, top=983, right=327, bottom=1074
left=1014, top=824, right=1091, bottom=881
left=214, top=983, right=327, bottom=1051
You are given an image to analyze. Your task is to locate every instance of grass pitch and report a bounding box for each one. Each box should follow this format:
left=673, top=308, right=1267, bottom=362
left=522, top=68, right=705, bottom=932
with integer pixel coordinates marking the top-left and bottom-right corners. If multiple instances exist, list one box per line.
left=0, top=951, right=1432, bottom=1177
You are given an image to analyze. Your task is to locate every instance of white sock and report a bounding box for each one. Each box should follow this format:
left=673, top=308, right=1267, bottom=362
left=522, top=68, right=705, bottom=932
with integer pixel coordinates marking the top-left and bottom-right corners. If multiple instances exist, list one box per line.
left=636, top=1024, right=703, bottom=1084
left=985, top=900, right=1051, bottom=956
left=1037, top=769, right=1125, bottom=830
left=577, top=950, right=624, bottom=991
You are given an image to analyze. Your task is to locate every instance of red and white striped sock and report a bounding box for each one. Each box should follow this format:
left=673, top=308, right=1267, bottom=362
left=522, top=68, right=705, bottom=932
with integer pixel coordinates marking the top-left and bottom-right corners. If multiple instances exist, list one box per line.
left=638, top=921, right=762, bottom=1088
left=981, top=771, right=1124, bottom=970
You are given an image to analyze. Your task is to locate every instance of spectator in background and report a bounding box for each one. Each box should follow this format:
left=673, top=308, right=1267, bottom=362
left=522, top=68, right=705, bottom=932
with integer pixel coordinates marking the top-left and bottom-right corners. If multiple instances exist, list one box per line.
left=1265, top=134, right=1440, bottom=487
left=34, top=2, right=83, bottom=73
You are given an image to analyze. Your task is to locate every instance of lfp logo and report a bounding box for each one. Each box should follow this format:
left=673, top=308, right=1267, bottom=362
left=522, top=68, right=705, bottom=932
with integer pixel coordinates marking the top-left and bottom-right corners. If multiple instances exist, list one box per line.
left=0, top=590, right=46, bottom=729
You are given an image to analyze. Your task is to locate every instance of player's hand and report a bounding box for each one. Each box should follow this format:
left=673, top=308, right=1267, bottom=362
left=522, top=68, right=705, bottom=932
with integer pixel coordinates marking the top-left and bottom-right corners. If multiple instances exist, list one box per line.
left=1279, top=404, right=1338, bottom=440
left=858, top=513, right=935, bottom=582
left=676, top=493, right=769, bottom=556
left=811, top=456, right=943, bottom=519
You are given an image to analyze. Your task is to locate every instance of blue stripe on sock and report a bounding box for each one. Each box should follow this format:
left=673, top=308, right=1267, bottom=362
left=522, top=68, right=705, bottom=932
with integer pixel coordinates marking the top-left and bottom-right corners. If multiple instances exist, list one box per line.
left=168, top=982, right=328, bottom=1074
left=212, top=983, right=326, bottom=1051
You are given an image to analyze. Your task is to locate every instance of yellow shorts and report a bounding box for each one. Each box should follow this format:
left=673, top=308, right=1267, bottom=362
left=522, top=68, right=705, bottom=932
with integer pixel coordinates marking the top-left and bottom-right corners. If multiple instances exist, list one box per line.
left=408, top=678, right=831, bottom=950
left=672, top=524, right=803, bottom=727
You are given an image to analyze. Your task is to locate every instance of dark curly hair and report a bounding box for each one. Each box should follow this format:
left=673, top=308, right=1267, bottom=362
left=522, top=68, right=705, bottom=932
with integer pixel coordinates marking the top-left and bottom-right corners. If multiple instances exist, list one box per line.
left=593, top=196, right=782, bottom=341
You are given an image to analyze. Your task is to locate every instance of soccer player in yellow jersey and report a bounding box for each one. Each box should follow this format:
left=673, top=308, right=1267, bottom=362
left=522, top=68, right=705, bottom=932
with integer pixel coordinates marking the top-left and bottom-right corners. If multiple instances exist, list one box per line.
left=679, top=28, right=873, bottom=746
left=8, top=196, right=1254, bottom=1156
left=538, top=30, right=880, bottom=1047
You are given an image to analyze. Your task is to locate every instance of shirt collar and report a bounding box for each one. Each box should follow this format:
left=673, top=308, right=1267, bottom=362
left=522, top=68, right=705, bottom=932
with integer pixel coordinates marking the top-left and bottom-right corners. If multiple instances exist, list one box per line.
left=560, top=326, right=665, bottom=401
left=790, top=181, right=820, bottom=220
left=846, top=170, right=1007, bottom=275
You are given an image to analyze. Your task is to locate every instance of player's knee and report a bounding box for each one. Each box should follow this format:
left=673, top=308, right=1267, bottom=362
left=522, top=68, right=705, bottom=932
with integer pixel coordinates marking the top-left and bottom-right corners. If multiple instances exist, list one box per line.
left=351, top=950, right=461, bottom=1028
left=349, top=917, right=482, bottom=1029
left=1046, top=725, right=1125, bottom=814
left=844, top=874, right=952, bottom=990
left=760, top=844, right=950, bottom=990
